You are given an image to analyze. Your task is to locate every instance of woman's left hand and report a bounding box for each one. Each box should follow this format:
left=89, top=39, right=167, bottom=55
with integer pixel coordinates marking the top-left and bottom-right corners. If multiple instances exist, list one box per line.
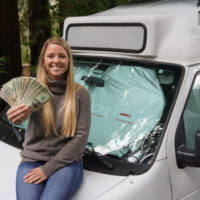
left=23, top=167, right=47, bottom=184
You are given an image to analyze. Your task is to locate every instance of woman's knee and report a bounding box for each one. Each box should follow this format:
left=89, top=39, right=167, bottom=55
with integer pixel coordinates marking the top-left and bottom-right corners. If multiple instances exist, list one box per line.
left=40, top=160, right=83, bottom=200
left=16, top=162, right=45, bottom=200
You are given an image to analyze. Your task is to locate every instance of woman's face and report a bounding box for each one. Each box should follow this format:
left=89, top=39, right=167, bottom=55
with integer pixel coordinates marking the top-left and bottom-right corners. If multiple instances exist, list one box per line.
left=44, top=44, right=69, bottom=81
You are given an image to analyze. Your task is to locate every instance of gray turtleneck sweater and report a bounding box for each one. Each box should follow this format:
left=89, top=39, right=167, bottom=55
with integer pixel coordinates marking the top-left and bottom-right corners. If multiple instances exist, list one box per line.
left=20, top=80, right=91, bottom=177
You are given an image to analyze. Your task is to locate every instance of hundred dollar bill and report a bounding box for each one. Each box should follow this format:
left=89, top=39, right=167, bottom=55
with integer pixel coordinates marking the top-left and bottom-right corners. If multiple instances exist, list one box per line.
left=22, top=88, right=54, bottom=112
left=0, top=76, right=54, bottom=113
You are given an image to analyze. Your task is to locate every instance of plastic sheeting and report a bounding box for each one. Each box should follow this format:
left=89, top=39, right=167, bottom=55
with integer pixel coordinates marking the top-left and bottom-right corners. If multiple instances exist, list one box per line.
left=183, top=75, right=200, bottom=149
left=74, top=64, right=166, bottom=160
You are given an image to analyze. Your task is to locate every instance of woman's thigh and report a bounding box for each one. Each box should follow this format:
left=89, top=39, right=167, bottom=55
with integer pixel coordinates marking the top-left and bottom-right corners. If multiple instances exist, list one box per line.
left=16, top=162, right=46, bottom=200
left=40, top=160, right=83, bottom=200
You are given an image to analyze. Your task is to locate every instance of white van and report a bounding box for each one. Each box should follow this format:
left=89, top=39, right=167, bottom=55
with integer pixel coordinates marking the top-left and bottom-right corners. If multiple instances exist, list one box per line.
left=1, top=0, right=200, bottom=199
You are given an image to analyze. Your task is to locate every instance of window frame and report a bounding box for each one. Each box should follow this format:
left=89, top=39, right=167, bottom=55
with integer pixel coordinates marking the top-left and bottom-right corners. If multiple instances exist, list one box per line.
left=73, top=55, right=184, bottom=175
left=175, top=70, right=200, bottom=151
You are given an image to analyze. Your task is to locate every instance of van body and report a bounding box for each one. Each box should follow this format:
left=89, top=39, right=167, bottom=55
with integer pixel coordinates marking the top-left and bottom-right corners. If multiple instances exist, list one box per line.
left=1, top=0, right=200, bottom=199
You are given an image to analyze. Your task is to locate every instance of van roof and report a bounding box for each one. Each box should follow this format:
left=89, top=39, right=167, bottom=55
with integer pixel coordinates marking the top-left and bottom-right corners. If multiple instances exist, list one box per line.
left=63, top=0, right=200, bottom=66
left=96, top=0, right=197, bottom=16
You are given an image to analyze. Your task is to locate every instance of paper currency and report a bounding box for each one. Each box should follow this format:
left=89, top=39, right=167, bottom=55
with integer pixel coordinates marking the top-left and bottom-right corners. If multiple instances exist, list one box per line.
left=0, top=76, right=54, bottom=113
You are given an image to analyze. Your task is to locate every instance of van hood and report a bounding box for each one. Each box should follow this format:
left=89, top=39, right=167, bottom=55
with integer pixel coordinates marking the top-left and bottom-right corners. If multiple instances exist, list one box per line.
left=72, top=160, right=171, bottom=200
left=72, top=170, right=127, bottom=200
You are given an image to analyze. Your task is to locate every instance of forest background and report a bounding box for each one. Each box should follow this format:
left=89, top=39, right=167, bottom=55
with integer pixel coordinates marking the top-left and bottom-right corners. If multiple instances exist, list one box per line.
left=0, top=0, right=153, bottom=86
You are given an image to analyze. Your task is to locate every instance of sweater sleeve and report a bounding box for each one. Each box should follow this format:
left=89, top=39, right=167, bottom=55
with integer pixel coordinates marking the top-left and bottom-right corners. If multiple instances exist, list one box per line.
left=40, top=88, right=91, bottom=177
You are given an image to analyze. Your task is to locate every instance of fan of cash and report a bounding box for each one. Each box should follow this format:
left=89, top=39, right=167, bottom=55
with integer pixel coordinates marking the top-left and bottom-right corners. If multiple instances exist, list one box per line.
left=0, top=76, right=54, bottom=113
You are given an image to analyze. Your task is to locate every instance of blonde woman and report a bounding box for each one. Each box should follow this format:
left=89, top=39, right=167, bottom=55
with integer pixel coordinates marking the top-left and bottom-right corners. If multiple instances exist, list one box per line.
left=7, top=37, right=91, bottom=200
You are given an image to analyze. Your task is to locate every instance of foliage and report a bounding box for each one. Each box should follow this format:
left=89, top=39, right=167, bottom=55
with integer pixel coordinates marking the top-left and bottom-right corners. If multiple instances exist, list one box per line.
left=0, top=57, right=9, bottom=75
left=30, top=65, right=37, bottom=77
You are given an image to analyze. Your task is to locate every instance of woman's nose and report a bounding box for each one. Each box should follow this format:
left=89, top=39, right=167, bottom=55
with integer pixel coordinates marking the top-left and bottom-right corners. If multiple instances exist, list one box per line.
left=53, top=56, right=60, bottom=63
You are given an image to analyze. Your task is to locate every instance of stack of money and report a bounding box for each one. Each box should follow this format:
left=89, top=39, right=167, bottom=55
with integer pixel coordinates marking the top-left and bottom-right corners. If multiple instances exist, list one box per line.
left=0, top=76, right=54, bottom=113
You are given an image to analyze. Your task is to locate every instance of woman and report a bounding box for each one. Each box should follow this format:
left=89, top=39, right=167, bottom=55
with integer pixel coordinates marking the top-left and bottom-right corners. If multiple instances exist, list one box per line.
left=7, top=37, right=91, bottom=200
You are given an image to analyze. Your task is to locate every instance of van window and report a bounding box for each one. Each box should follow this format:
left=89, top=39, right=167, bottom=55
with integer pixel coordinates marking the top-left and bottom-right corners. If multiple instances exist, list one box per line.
left=66, top=23, right=146, bottom=53
left=74, top=56, right=181, bottom=175
left=183, top=73, right=200, bottom=150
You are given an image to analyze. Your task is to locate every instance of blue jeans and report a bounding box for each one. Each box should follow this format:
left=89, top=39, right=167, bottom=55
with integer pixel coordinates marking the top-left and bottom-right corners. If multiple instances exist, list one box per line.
left=16, top=160, right=83, bottom=200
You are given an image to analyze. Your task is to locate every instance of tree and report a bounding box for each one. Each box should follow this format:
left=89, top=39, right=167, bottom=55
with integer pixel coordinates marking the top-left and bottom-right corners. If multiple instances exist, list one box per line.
left=0, top=0, right=22, bottom=85
left=18, top=0, right=30, bottom=64
left=28, top=0, right=51, bottom=66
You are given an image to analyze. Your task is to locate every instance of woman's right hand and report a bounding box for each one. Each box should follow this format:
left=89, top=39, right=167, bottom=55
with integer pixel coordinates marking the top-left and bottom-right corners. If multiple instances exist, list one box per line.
left=7, top=104, right=31, bottom=125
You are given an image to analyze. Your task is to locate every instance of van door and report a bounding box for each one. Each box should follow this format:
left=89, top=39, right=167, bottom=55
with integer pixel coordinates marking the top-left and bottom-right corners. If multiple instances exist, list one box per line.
left=167, top=66, right=200, bottom=200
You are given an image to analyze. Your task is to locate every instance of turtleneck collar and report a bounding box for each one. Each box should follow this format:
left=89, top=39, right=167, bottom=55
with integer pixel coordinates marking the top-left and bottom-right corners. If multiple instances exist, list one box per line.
left=47, top=76, right=66, bottom=95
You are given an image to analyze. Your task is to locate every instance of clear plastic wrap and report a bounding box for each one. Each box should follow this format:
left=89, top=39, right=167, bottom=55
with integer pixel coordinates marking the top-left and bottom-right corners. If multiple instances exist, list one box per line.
left=74, top=62, right=166, bottom=160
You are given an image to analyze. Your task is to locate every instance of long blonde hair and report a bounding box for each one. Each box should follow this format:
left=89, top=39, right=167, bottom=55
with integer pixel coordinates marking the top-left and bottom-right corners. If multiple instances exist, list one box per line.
left=36, top=37, right=80, bottom=137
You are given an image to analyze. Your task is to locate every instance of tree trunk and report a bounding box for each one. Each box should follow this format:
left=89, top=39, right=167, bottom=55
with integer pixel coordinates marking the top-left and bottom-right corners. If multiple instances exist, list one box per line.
left=28, top=0, right=51, bottom=66
left=0, top=0, right=22, bottom=85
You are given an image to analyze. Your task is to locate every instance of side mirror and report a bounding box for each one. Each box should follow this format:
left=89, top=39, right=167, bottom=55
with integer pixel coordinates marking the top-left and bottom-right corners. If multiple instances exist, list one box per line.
left=177, top=131, right=200, bottom=168
left=81, top=76, right=104, bottom=87
left=0, top=122, right=24, bottom=150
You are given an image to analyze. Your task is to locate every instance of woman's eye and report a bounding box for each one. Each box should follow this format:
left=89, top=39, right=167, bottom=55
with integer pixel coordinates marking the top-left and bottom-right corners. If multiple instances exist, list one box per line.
left=46, top=54, right=67, bottom=59
left=59, top=55, right=66, bottom=59
left=47, top=55, right=53, bottom=58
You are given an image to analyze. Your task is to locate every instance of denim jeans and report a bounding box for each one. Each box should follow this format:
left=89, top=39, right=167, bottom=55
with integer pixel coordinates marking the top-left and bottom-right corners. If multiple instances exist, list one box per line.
left=16, top=160, right=83, bottom=200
